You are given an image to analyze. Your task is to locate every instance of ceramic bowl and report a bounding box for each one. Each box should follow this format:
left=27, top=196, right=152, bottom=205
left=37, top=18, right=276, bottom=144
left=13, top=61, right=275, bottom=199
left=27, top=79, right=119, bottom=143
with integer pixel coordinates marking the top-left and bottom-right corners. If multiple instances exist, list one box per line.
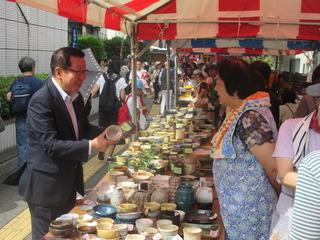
left=135, top=218, right=154, bottom=234
left=113, top=165, right=129, bottom=173
left=116, top=212, right=143, bottom=224
left=56, top=213, right=79, bottom=226
left=160, top=203, right=177, bottom=211
left=96, top=217, right=115, bottom=225
left=106, top=125, right=123, bottom=141
left=77, top=221, right=97, bottom=234
left=142, top=227, right=158, bottom=240
left=118, top=203, right=138, bottom=213
left=77, top=214, right=93, bottom=223
left=156, top=219, right=173, bottom=229
left=144, top=202, right=161, bottom=212
left=114, top=224, right=128, bottom=239
left=183, top=227, right=202, bottom=240
left=93, top=204, right=117, bottom=218
left=158, top=224, right=179, bottom=239
left=49, top=225, right=73, bottom=237
left=50, top=220, right=74, bottom=230
left=126, top=234, right=145, bottom=240
left=131, top=171, right=154, bottom=183
left=109, top=170, right=125, bottom=180
left=96, top=226, right=120, bottom=239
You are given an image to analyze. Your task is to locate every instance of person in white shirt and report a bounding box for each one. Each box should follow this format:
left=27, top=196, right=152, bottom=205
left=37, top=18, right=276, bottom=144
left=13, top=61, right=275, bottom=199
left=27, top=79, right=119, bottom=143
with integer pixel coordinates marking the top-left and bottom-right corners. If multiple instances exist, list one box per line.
left=126, top=79, right=148, bottom=130
left=129, top=60, right=147, bottom=82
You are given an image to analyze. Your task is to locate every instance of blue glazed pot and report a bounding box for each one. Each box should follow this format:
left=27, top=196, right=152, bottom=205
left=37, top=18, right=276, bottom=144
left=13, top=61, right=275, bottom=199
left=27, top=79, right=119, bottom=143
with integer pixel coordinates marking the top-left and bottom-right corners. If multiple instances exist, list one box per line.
left=175, top=182, right=195, bottom=212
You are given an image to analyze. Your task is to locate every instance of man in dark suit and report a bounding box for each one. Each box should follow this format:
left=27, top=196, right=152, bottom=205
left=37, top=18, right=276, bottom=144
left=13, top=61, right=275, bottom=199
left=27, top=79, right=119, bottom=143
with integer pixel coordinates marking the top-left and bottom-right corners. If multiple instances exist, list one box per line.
left=19, top=47, right=117, bottom=239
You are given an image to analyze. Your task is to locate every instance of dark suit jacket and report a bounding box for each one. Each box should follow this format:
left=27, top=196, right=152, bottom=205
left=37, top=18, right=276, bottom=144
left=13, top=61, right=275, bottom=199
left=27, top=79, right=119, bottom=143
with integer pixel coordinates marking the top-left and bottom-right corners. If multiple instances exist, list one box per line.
left=19, top=79, right=102, bottom=208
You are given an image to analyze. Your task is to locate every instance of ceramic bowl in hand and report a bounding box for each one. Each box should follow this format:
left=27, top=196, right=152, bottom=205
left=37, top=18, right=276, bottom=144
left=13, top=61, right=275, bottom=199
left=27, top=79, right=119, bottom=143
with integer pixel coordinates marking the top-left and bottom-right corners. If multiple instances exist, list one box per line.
left=106, top=125, right=123, bottom=141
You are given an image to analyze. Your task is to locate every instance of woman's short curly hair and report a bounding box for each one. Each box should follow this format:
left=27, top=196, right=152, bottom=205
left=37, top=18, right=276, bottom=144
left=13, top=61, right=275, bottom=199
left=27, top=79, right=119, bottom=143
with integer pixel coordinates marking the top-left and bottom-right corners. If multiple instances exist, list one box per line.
left=217, top=58, right=264, bottom=99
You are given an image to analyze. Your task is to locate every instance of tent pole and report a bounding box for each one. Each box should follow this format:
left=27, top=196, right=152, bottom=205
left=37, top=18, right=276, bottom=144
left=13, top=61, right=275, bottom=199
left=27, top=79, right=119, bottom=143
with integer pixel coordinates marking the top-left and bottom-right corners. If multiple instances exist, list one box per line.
left=174, top=54, right=178, bottom=108
left=130, top=23, right=138, bottom=136
left=166, top=40, right=171, bottom=112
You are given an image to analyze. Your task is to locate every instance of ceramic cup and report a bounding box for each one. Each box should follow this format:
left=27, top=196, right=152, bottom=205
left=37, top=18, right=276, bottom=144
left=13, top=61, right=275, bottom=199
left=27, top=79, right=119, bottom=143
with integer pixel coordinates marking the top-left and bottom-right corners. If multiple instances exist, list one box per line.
left=156, top=219, right=172, bottom=230
left=183, top=227, right=202, bottom=240
left=142, top=227, right=158, bottom=240
left=158, top=224, right=179, bottom=240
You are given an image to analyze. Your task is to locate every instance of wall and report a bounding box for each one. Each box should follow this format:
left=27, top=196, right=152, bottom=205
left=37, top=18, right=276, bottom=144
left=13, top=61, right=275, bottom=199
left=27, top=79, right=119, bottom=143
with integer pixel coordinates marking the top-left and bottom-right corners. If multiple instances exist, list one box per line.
left=0, top=0, right=68, bottom=75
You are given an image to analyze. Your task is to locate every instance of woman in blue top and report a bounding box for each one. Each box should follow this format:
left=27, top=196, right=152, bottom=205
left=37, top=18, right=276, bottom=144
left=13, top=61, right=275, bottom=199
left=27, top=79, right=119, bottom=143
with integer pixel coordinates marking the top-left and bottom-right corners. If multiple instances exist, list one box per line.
left=211, top=58, right=280, bottom=239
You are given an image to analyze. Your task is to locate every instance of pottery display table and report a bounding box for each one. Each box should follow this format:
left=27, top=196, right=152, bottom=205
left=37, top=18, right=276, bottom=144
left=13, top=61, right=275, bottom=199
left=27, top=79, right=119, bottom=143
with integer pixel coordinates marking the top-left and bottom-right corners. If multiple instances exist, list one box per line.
left=43, top=168, right=226, bottom=240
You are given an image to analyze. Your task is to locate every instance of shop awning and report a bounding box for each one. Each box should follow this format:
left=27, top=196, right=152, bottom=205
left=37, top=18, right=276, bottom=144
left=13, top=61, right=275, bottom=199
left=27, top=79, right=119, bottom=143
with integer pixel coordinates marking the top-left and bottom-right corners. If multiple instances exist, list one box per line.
left=176, top=47, right=303, bottom=56
left=8, top=0, right=320, bottom=41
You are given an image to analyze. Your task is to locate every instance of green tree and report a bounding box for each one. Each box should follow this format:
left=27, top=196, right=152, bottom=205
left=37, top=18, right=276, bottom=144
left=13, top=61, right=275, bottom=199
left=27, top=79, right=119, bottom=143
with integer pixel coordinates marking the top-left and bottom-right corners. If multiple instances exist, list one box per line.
left=243, top=56, right=276, bottom=70
left=103, top=37, right=130, bottom=60
left=103, top=37, right=151, bottom=62
left=77, top=35, right=106, bottom=63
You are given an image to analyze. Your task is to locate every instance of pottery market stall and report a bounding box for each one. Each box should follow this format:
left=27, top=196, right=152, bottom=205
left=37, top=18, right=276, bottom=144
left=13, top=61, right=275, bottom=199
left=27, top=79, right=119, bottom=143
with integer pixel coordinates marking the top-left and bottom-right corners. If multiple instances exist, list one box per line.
left=43, top=106, right=225, bottom=240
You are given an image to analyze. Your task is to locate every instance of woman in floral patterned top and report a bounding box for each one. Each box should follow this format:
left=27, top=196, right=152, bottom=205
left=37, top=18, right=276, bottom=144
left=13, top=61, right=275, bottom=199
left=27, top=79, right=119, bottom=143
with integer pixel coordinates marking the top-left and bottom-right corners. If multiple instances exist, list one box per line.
left=211, top=58, right=280, bottom=240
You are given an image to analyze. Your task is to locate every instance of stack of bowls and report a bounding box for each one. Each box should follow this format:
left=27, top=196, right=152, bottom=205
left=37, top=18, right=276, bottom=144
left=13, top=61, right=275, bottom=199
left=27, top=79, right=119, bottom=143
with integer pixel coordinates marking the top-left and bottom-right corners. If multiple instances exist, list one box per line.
left=114, top=224, right=128, bottom=240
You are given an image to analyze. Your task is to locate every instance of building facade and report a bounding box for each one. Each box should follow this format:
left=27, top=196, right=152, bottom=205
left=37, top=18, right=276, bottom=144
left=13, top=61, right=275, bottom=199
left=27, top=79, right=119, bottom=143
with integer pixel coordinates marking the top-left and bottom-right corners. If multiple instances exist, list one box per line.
left=0, top=0, right=68, bottom=75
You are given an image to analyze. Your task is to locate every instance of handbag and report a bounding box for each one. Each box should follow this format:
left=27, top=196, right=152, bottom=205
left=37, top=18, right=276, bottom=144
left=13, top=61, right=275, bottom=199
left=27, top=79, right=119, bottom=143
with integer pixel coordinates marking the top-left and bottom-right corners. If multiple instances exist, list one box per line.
left=0, top=116, right=5, bottom=132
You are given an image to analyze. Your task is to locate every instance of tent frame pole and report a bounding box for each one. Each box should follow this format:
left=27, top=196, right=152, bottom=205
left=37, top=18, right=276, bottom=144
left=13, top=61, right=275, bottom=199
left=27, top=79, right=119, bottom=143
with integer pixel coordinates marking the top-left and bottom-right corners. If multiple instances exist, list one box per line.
left=173, top=55, right=178, bottom=108
left=130, top=23, right=138, bottom=136
left=166, top=40, right=171, bottom=112
left=136, top=40, right=157, bottom=59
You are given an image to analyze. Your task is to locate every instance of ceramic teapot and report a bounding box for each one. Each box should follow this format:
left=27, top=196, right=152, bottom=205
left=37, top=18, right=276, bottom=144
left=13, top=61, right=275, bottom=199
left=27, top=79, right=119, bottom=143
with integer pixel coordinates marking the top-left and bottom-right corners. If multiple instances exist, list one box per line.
left=196, top=177, right=213, bottom=209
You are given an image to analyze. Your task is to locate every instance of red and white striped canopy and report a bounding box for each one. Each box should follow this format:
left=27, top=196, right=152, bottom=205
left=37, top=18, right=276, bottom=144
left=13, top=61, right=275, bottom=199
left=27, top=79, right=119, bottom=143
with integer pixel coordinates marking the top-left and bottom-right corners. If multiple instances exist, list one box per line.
left=176, top=47, right=302, bottom=56
left=9, top=0, right=320, bottom=41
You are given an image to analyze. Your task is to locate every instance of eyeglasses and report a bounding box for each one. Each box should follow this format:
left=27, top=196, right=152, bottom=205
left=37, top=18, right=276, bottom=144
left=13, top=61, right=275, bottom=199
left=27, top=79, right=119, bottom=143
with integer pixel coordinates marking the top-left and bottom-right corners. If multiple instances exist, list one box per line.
left=64, top=68, right=88, bottom=75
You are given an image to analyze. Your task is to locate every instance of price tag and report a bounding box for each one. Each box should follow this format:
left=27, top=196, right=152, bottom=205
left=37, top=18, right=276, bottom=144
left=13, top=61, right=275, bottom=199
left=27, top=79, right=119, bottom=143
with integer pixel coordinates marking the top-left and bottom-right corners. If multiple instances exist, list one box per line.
left=184, top=148, right=193, bottom=154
